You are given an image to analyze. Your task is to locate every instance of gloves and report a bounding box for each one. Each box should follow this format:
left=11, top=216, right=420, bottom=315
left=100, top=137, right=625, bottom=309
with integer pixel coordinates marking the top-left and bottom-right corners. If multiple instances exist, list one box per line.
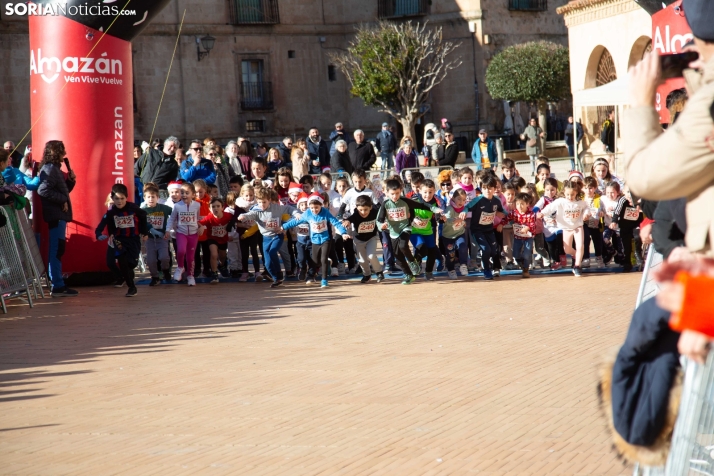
left=97, top=235, right=108, bottom=241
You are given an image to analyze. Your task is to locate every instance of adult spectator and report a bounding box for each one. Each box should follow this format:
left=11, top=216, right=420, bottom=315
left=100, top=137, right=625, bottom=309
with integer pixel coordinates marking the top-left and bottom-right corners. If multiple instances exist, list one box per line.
left=442, top=132, right=459, bottom=168
left=330, top=140, right=353, bottom=175
left=174, top=147, right=186, bottom=168
left=624, top=0, right=714, bottom=363
left=206, top=145, right=234, bottom=198
left=471, top=128, right=497, bottom=171
left=37, top=140, right=78, bottom=297
left=521, top=118, right=545, bottom=176
left=151, top=138, right=161, bottom=150
left=256, top=142, right=269, bottom=160
left=292, top=140, right=309, bottom=180
left=306, top=127, right=329, bottom=174
left=2, top=151, right=39, bottom=191
left=348, top=129, right=377, bottom=171
left=564, top=115, right=584, bottom=170
left=224, top=141, right=242, bottom=176
left=601, top=110, right=616, bottom=153
left=395, top=140, right=417, bottom=174
left=277, top=137, right=293, bottom=165
left=236, top=140, right=254, bottom=180
left=134, top=136, right=180, bottom=197
left=180, top=140, right=216, bottom=184
left=329, top=122, right=349, bottom=156
left=430, top=133, right=445, bottom=166
left=4, top=141, right=23, bottom=168
left=375, top=122, right=397, bottom=171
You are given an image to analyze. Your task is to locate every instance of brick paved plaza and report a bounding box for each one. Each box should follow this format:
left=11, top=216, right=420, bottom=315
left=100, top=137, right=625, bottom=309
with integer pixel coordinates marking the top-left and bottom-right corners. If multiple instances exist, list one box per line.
left=0, top=273, right=639, bottom=475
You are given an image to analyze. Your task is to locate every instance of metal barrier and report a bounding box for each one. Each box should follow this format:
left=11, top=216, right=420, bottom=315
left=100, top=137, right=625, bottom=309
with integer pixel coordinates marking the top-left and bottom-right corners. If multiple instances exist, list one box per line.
left=0, top=207, right=35, bottom=313
left=513, top=156, right=585, bottom=179
left=309, top=172, right=354, bottom=190
left=631, top=243, right=713, bottom=476
left=13, top=208, right=47, bottom=298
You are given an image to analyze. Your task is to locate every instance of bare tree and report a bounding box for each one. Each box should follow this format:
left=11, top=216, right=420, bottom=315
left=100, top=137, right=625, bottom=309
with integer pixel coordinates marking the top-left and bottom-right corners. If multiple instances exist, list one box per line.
left=330, top=22, right=462, bottom=141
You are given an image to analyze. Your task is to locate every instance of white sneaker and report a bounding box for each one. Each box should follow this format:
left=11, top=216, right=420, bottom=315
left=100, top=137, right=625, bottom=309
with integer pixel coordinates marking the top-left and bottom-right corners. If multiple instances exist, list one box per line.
left=331, top=267, right=339, bottom=277
left=543, top=257, right=551, bottom=267
left=582, top=258, right=591, bottom=268
left=173, top=267, right=183, bottom=281
left=448, top=270, right=457, bottom=280
left=187, top=276, right=196, bottom=286
left=337, top=263, right=346, bottom=275
left=596, top=257, right=604, bottom=268
left=421, top=262, right=427, bottom=275
left=459, top=264, right=469, bottom=276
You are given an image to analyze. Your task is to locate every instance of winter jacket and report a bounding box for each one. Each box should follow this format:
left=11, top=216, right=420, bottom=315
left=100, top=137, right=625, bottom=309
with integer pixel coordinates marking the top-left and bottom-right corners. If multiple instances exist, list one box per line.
left=348, top=141, right=376, bottom=171
left=277, top=142, right=292, bottom=165
left=522, top=125, right=543, bottom=156
left=2, top=166, right=40, bottom=191
left=330, top=150, right=353, bottom=175
left=213, top=160, right=235, bottom=198
left=624, top=54, right=714, bottom=256
left=180, top=158, right=216, bottom=184
left=306, top=137, right=329, bottom=174
left=441, top=142, right=459, bottom=168
left=431, top=143, right=445, bottom=164
left=375, top=130, right=397, bottom=154
left=133, top=148, right=179, bottom=190
left=395, top=149, right=417, bottom=174
left=37, top=162, right=75, bottom=225
left=471, top=138, right=497, bottom=170
left=328, top=129, right=350, bottom=156
left=598, top=297, right=681, bottom=465
left=652, top=198, right=687, bottom=260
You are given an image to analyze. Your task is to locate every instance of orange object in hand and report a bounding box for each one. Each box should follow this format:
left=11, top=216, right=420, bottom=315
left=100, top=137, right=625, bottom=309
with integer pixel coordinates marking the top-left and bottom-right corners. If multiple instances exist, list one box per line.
left=669, top=271, right=714, bottom=338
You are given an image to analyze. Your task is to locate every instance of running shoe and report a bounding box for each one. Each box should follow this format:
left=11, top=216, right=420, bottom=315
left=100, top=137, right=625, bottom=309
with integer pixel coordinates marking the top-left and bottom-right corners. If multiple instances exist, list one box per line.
left=459, top=264, right=469, bottom=276
left=321, top=279, right=329, bottom=288
left=376, top=272, right=385, bottom=283
left=125, top=286, right=138, bottom=297
left=187, top=276, right=196, bottom=286
left=360, top=275, right=371, bottom=284
left=173, top=267, right=184, bottom=282
left=572, top=266, right=582, bottom=277
left=409, top=260, right=421, bottom=276
left=448, top=270, right=457, bottom=280
left=402, top=275, right=416, bottom=285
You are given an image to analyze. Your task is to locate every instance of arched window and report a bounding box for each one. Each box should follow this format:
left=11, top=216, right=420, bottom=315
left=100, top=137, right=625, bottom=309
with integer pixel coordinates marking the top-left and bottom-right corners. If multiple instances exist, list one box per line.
left=596, top=49, right=617, bottom=126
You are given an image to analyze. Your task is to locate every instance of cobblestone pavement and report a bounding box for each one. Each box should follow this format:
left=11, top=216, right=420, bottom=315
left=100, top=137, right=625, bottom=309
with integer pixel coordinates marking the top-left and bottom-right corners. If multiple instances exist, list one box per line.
left=0, top=272, right=639, bottom=475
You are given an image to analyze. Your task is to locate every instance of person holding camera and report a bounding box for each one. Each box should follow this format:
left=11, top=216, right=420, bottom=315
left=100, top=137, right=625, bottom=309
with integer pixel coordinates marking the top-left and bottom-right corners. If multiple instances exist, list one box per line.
left=37, top=140, right=78, bottom=297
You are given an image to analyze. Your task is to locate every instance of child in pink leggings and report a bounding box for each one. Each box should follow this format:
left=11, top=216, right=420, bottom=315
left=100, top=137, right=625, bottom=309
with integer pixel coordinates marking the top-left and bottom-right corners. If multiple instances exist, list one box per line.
left=166, top=182, right=202, bottom=286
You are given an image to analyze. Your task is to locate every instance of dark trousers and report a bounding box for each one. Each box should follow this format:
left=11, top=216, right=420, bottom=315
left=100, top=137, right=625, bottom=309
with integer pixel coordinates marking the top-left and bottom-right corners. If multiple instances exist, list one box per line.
left=391, top=232, right=416, bottom=276
left=546, top=233, right=565, bottom=263
left=106, top=244, right=121, bottom=281
left=441, top=235, right=468, bottom=271
left=333, top=234, right=356, bottom=269
left=194, top=241, right=211, bottom=277
left=472, top=230, right=499, bottom=271
left=240, top=233, right=262, bottom=274
left=621, top=225, right=637, bottom=270
left=410, top=233, right=437, bottom=273
left=312, top=241, right=332, bottom=280
left=287, top=233, right=297, bottom=270
left=296, top=239, right=316, bottom=274
left=584, top=226, right=604, bottom=259
left=380, top=230, right=395, bottom=268
left=118, top=254, right=137, bottom=288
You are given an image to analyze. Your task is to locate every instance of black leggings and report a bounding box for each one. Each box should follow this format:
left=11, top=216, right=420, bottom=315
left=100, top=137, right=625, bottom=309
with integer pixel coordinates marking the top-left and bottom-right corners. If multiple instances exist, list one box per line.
left=118, top=253, right=137, bottom=288
left=194, top=241, right=211, bottom=277
left=287, top=233, right=297, bottom=270
left=392, top=232, right=416, bottom=276
left=413, top=243, right=438, bottom=273
left=240, top=233, right=262, bottom=274
left=546, top=234, right=565, bottom=263
left=620, top=225, right=636, bottom=269
left=584, top=226, right=603, bottom=259
left=332, top=234, right=356, bottom=269
left=312, top=241, right=332, bottom=280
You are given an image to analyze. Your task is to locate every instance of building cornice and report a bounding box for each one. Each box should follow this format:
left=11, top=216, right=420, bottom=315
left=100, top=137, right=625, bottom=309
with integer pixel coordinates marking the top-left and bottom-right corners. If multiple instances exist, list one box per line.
left=557, top=0, right=641, bottom=27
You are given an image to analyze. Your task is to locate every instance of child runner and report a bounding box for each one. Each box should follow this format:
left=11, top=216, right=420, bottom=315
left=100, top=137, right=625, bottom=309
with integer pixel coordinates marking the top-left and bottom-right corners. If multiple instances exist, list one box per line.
left=299, top=175, right=314, bottom=194
left=451, top=167, right=480, bottom=269
left=440, top=188, right=471, bottom=279
left=224, top=191, right=243, bottom=278
left=500, top=182, right=518, bottom=269
left=346, top=195, right=384, bottom=283
left=609, top=182, right=642, bottom=273
left=198, top=198, right=234, bottom=283
left=601, top=181, right=621, bottom=265
left=590, top=157, right=623, bottom=194
left=193, top=179, right=211, bottom=278
left=237, top=187, right=297, bottom=287
left=534, top=164, right=563, bottom=198
left=582, top=176, right=605, bottom=268
left=141, top=182, right=173, bottom=285
left=293, top=192, right=317, bottom=282
left=336, top=170, right=375, bottom=273
left=377, top=178, right=442, bottom=285
left=537, top=179, right=590, bottom=277
left=411, top=179, right=442, bottom=280
left=250, top=156, right=274, bottom=188
left=166, top=182, right=202, bottom=286
left=282, top=192, right=349, bottom=288
left=504, top=192, right=537, bottom=278
left=534, top=177, right=564, bottom=270
left=500, top=158, right=517, bottom=184
left=236, top=184, right=264, bottom=282
left=98, top=184, right=149, bottom=297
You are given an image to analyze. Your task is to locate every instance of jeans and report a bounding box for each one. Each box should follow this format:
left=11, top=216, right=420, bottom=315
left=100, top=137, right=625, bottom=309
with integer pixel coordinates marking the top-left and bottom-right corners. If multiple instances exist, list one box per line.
left=472, top=230, right=499, bottom=271
left=263, top=234, right=284, bottom=281
left=529, top=155, right=538, bottom=174
left=296, top=239, right=316, bottom=273
left=380, top=230, right=395, bottom=268
left=513, top=238, right=534, bottom=268
left=354, top=236, right=382, bottom=275
left=381, top=152, right=394, bottom=170
left=441, top=235, right=468, bottom=271
left=48, top=220, right=67, bottom=289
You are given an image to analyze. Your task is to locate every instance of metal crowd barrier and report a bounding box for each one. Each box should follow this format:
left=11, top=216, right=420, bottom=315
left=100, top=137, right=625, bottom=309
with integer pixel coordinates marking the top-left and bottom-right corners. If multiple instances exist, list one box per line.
left=0, top=207, right=36, bottom=313
left=632, top=244, right=713, bottom=476
left=309, top=172, right=354, bottom=190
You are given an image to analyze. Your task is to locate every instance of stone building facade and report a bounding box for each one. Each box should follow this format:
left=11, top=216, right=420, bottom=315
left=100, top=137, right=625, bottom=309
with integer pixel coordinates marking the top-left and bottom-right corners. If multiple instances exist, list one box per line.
left=1, top=0, right=568, bottom=147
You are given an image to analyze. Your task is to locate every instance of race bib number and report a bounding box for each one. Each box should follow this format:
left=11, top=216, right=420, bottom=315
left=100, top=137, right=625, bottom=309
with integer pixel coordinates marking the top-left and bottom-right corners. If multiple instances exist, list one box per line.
left=357, top=220, right=375, bottom=234
left=114, top=215, right=134, bottom=228
left=545, top=216, right=557, bottom=227
left=311, top=221, right=328, bottom=233
left=147, top=215, right=164, bottom=229
left=514, top=224, right=530, bottom=238
left=452, top=219, right=464, bottom=230
left=387, top=207, right=407, bottom=221
left=179, top=211, right=196, bottom=224
left=297, top=224, right=309, bottom=235
left=478, top=212, right=495, bottom=226
left=624, top=207, right=639, bottom=221
left=564, top=208, right=581, bottom=220
left=265, top=218, right=280, bottom=231
left=212, top=226, right=226, bottom=238
left=412, top=216, right=429, bottom=229
left=244, top=218, right=255, bottom=228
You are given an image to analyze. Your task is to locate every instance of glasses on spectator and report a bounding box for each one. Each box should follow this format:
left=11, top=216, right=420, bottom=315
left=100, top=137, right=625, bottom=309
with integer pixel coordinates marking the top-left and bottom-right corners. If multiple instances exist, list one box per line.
left=287, top=143, right=293, bottom=147
left=441, top=182, right=452, bottom=187
left=207, top=153, right=216, bottom=157
left=190, top=147, right=201, bottom=151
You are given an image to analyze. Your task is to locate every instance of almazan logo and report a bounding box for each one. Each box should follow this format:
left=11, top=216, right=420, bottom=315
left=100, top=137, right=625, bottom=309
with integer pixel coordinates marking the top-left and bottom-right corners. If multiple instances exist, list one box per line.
left=30, top=49, right=124, bottom=85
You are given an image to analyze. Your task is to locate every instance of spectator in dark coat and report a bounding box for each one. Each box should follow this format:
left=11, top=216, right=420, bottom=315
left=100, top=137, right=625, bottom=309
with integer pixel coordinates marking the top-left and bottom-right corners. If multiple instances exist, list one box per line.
left=375, top=122, right=397, bottom=170
left=3, top=141, right=23, bottom=168
left=348, top=129, right=376, bottom=171
left=277, top=137, right=293, bottom=166
left=306, top=128, right=329, bottom=174
left=441, top=132, right=459, bottom=168
left=329, top=122, right=350, bottom=156
left=37, top=140, right=78, bottom=296
left=330, top=140, right=353, bottom=175
left=134, top=136, right=180, bottom=194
